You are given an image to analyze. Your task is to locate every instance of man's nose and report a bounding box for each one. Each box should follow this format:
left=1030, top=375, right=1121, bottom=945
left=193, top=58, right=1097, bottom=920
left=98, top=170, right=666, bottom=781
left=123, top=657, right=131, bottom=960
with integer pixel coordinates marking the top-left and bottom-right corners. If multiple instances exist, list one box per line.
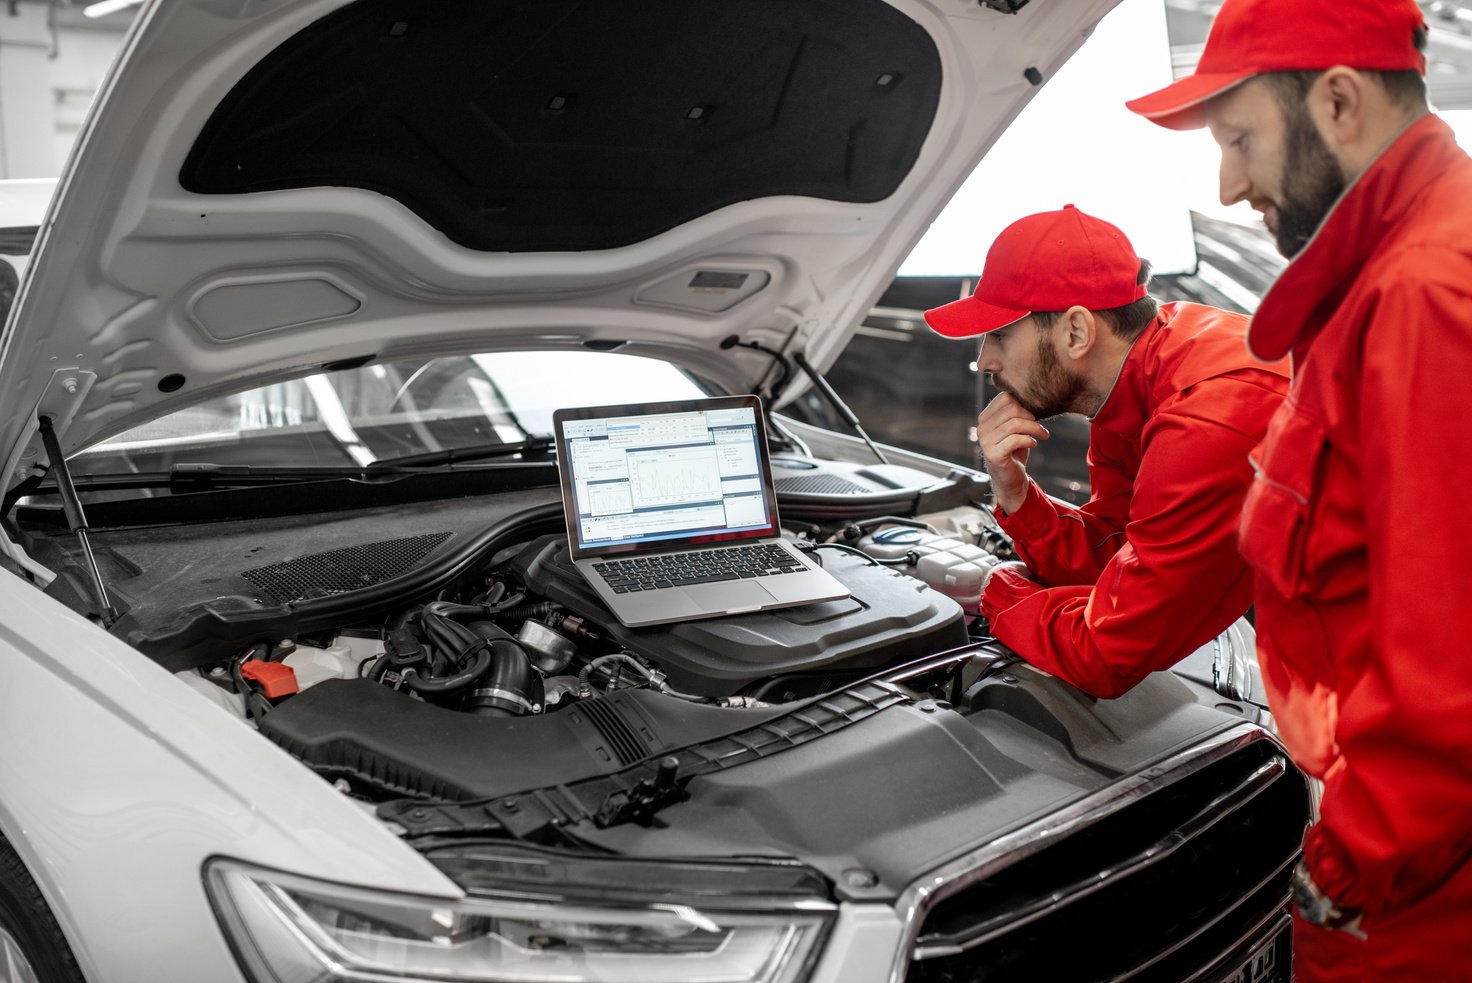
left=1219, top=153, right=1248, bottom=207
left=976, top=336, right=1001, bottom=373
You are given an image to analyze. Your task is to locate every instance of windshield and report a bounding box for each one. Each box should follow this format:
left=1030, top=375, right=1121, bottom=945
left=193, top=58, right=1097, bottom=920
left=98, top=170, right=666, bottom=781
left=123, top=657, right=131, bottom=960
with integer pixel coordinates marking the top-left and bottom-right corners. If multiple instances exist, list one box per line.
left=73, top=351, right=706, bottom=474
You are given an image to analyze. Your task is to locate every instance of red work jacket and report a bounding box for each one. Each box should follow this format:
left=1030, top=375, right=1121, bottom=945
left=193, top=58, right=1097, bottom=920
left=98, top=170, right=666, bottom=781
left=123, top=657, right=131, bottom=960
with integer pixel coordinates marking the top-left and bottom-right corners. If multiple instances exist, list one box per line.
left=981, top=302, right=1289, bottom=698
left=1239, top=115, right=1472, bottom=918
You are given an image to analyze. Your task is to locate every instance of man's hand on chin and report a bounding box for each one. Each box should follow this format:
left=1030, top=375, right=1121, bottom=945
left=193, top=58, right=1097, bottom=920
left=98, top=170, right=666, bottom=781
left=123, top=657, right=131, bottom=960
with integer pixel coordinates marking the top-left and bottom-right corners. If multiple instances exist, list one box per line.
left=977, top=392, right=1049, bottom=515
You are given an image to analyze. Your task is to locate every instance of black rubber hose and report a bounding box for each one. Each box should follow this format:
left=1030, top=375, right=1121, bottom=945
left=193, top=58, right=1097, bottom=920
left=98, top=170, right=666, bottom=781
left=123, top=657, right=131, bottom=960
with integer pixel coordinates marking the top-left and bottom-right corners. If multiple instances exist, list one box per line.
left=493, top=601, right=558, bottom=624
left=424, top=601, right=492, bottom=621
left=422, top=614, right=471, bottom=661
left=403, top=645, right=493, bottom=694
left=468, top=638, right=541, bottom=717
left=458, top=621, right=541, bottom=716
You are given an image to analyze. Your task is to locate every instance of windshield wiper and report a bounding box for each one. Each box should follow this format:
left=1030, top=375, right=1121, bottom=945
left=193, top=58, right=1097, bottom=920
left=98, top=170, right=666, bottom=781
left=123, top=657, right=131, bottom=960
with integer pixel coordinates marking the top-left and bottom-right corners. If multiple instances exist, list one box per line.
left=23, top=438, right=557, bottom=497
left=28, top=464, right=420, bottom=495
left=366, top=434, right=554, bottom=469
left=162, top=436, right=554, bottom=481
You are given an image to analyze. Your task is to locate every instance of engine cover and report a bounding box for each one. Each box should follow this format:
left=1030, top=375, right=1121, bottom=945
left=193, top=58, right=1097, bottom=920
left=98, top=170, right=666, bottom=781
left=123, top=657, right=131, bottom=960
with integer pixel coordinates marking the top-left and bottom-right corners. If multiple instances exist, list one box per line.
left=509, top=535, right=968, bottom=697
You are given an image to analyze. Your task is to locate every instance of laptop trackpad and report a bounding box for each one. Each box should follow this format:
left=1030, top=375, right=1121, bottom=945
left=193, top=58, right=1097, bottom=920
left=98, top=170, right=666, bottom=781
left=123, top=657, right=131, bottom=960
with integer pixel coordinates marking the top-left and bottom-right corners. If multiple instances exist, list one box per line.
left=682, top=580, right=776, bottom=611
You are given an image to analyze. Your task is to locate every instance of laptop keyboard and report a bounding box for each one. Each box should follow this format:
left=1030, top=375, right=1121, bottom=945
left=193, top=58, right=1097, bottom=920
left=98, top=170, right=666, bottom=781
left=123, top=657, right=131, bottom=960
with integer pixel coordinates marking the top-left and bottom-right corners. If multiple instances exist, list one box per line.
left=593, top=543, right=805, bottom=593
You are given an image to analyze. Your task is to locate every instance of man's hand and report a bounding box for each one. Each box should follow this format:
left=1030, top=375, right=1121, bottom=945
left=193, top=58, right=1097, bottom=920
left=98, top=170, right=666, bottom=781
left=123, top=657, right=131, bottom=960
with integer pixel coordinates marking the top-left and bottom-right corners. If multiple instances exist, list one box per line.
left=981, top=560, right=1034, bottom=593
left=977, top=393, right=1049, bottom=514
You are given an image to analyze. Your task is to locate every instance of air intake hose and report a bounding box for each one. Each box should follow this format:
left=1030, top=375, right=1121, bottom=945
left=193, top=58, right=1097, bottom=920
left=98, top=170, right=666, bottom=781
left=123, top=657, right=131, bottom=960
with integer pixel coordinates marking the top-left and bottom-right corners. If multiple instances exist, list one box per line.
left=462, top=621, right=543, bottom=717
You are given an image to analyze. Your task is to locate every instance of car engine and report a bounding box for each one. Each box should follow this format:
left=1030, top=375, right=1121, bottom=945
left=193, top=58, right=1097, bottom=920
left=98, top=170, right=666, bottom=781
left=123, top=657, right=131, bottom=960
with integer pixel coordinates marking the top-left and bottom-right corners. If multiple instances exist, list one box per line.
left=16, top=453, right=1021, bottom=804
left=248, top=517, right=995, bottom=801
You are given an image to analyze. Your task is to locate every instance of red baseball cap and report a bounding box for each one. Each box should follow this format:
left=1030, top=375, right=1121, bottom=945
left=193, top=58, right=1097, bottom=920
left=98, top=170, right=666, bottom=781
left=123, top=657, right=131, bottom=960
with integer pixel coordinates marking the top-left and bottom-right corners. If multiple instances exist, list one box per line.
left=1127, top=0, right=1426, bottom=130
left=924, top=205, right=1146, bottom=339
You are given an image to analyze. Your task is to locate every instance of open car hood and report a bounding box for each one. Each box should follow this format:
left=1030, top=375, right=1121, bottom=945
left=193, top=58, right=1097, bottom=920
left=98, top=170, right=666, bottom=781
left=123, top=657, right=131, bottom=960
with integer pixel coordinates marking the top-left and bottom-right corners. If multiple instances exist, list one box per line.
left=0, top=0, right=1119, bottom=489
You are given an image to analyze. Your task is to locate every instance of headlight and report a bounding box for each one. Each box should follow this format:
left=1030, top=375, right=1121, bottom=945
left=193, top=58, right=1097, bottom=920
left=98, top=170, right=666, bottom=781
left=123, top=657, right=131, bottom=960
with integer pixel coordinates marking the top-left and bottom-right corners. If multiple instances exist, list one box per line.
left=207, top=859, right=834, bottom=983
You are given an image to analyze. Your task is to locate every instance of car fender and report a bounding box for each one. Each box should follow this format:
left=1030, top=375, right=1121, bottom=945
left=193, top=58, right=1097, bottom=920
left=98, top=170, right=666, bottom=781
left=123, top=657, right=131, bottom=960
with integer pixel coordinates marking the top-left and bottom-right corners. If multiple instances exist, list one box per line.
left=0, top=570, right=461, bottom=983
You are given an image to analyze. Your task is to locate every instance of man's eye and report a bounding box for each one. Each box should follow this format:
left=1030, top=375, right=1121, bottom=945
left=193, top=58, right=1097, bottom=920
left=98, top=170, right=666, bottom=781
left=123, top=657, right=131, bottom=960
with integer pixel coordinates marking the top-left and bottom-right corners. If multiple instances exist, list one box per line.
left=1232, top=135, right=1248, bottom=153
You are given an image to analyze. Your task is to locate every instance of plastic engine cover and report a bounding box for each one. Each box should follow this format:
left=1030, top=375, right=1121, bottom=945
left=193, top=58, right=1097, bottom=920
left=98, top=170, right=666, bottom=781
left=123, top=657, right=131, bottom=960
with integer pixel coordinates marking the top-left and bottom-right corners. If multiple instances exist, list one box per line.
left=509, top=536, right=967, bottom=697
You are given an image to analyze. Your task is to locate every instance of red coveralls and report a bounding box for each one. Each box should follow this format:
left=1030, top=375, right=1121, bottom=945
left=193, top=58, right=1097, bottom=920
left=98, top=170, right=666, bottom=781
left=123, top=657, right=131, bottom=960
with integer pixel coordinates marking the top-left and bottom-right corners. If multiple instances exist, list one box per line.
left=980, top=302, right=1289, bottom=698
left=1239, top=115, right=1472, bottom=980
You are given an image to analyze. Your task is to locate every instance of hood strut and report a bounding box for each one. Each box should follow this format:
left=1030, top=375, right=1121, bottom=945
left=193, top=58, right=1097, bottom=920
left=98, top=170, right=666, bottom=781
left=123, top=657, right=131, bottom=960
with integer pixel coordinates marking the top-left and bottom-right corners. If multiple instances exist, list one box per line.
left=37, top=415, right=118, bottom=627
left=792, top=353, right=890, bottom=466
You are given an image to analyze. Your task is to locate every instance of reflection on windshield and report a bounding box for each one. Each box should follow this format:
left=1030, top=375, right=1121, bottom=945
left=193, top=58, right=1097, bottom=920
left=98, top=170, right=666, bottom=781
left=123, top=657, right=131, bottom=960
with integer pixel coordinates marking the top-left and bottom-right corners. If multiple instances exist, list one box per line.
left=76, top=351, right=705, bottom=474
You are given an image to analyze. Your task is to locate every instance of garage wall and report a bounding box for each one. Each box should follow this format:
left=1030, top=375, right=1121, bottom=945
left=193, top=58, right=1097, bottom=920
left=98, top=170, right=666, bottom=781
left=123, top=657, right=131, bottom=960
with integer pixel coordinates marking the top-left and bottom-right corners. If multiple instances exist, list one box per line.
left=0, top=1, right=128, bottom=180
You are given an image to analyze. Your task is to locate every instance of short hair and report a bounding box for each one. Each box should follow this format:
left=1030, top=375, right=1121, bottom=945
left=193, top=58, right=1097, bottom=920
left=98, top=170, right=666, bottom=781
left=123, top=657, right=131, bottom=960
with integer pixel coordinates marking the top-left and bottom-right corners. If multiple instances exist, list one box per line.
left=1032, top=261, right=1159, bottom=341
left=1260, top=26, right=1429, bottom=112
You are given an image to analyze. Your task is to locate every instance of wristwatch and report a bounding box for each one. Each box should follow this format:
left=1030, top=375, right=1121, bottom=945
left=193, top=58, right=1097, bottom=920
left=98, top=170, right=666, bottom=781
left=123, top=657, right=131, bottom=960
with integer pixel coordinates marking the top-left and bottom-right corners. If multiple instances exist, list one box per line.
left=1291, top=859, right=1361, bottom=929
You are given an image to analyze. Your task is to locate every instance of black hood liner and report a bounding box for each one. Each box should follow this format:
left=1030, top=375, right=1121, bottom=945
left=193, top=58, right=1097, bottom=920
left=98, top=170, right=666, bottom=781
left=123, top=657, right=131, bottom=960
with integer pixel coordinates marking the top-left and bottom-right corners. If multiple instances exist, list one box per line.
left=180, top=0, right=943, bottom=253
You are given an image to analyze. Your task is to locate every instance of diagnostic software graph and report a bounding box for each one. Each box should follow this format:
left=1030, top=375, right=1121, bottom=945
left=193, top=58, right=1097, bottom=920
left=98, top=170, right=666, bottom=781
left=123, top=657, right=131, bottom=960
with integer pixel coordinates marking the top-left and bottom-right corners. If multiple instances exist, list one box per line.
left=628, top=446, right=723, bottom=509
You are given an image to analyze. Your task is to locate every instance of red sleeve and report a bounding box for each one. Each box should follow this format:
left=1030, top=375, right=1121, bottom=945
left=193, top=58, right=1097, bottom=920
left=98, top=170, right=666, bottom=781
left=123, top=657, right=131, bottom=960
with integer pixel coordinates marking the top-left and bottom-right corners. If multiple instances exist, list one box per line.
left=980, top=375, right=1280, bottom=699
left=1306, top=275, right=1472, bottom=913
left=997, top=460, right=1133, bottom=587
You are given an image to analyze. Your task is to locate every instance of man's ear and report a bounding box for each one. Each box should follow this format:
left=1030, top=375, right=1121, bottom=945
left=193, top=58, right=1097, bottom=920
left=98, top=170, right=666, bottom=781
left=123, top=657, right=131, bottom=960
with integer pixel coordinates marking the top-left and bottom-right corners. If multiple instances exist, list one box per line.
left=1311, top=66, right=1366, bottom=151
left=1060, top=305, right=1096, bottom=361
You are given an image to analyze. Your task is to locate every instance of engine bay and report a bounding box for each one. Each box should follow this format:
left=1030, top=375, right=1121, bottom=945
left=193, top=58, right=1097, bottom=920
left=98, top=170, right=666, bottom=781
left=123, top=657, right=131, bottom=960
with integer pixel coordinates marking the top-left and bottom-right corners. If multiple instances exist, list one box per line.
left=249, top=538, right=972, bottom=801
left=15, top=454, right=1021, bottom=808
left=7, top=444, right=1296, bottom=914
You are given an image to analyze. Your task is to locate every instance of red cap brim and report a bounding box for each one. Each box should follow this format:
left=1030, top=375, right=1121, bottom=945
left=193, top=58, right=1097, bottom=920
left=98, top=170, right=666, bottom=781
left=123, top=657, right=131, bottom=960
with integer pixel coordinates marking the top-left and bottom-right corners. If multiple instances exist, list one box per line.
left=1125, top=72, right=1252, bottom=130
left=924, top=293, right=1030, bottom=339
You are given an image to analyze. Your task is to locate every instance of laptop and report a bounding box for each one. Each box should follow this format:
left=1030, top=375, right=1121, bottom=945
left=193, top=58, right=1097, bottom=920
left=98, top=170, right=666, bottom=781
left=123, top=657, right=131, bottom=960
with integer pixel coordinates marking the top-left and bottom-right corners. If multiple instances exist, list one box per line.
left=552, top=395, right=850, bottom=627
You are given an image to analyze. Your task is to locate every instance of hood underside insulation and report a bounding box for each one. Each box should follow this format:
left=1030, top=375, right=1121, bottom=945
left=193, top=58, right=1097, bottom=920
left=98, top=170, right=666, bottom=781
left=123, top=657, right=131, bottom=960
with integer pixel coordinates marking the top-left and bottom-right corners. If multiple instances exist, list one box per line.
left=181, top=0, right=944, bottom=252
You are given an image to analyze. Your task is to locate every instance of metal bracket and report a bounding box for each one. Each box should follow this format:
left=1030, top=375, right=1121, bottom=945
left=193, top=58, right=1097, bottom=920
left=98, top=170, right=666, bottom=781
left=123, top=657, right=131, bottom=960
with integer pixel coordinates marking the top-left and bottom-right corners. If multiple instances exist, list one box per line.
left=4, top=369, right=97, bottom=489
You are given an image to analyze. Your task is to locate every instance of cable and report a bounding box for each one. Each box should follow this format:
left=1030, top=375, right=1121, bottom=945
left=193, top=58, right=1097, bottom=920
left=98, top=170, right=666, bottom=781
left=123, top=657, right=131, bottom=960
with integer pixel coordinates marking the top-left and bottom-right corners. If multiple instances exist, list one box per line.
left=796, top=541, right=908, bottom=567
left=580, top=653, right=653, bottom=690
left=719, top=335, right=793, bottom=400
left=838, top=516, right=941, bottom=543
left=231, top=643, right=275, bottom=722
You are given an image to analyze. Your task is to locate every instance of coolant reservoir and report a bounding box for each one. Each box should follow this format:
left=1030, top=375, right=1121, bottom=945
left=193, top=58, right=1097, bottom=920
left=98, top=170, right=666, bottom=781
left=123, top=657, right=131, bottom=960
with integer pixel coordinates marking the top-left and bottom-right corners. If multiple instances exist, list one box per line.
left=855, top=528, right=999, bottom=612
left=283, top=638, right=377, bottom=690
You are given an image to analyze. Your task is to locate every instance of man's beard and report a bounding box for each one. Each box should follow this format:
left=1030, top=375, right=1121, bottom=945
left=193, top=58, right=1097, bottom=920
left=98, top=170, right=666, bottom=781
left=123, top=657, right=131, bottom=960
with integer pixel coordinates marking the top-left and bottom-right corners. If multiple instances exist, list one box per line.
left=1274, top=100, right=1347, bottom=259
left=995, top=329, right=1086, bottom=420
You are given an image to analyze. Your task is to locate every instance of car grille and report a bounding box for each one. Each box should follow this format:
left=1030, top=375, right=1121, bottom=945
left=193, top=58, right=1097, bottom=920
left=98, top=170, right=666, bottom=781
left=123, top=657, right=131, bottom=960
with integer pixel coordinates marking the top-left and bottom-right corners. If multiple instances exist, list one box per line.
left=904, top=732, right=1308, bottom=983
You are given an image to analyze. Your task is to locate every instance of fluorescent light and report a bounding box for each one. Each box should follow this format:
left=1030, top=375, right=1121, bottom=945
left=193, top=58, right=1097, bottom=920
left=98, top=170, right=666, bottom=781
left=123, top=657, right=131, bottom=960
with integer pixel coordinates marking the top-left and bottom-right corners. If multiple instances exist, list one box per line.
left=82, top=0, right=142, bottom=19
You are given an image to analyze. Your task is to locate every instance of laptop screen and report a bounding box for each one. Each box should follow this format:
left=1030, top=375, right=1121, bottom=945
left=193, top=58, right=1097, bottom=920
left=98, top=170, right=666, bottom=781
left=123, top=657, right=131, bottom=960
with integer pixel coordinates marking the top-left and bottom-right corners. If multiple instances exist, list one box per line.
left=553, top=396, right=781, bottom=557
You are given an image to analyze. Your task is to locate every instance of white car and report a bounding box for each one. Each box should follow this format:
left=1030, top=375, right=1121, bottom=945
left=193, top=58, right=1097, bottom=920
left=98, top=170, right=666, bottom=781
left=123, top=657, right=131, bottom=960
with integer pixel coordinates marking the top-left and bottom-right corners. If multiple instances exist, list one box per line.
left=0, top=1, right=1307, bottom=982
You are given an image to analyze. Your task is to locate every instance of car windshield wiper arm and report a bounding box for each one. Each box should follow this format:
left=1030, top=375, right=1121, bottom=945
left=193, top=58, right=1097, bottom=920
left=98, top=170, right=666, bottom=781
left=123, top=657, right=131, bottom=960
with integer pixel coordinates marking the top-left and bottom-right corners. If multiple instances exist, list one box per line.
left=43, top=441, right=556, bottom=494
left=163, top=436, right=554, bottom=481
left=366, top=434, right=554, bottom=469
left=47, top=463, right=421, bottom=493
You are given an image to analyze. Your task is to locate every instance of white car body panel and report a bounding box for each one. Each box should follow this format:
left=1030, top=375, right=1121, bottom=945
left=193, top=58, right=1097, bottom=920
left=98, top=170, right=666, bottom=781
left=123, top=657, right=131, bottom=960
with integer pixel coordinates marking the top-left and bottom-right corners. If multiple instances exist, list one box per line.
left=0, top=571, right=460, bottom=980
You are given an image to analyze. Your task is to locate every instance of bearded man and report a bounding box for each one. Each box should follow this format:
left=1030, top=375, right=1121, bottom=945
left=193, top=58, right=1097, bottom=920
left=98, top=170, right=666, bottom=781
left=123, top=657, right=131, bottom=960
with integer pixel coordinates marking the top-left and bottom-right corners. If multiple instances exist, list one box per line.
left=1127, top=0, right=1472, bottom=978
left=925, top=205, right=1288, bottom=698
